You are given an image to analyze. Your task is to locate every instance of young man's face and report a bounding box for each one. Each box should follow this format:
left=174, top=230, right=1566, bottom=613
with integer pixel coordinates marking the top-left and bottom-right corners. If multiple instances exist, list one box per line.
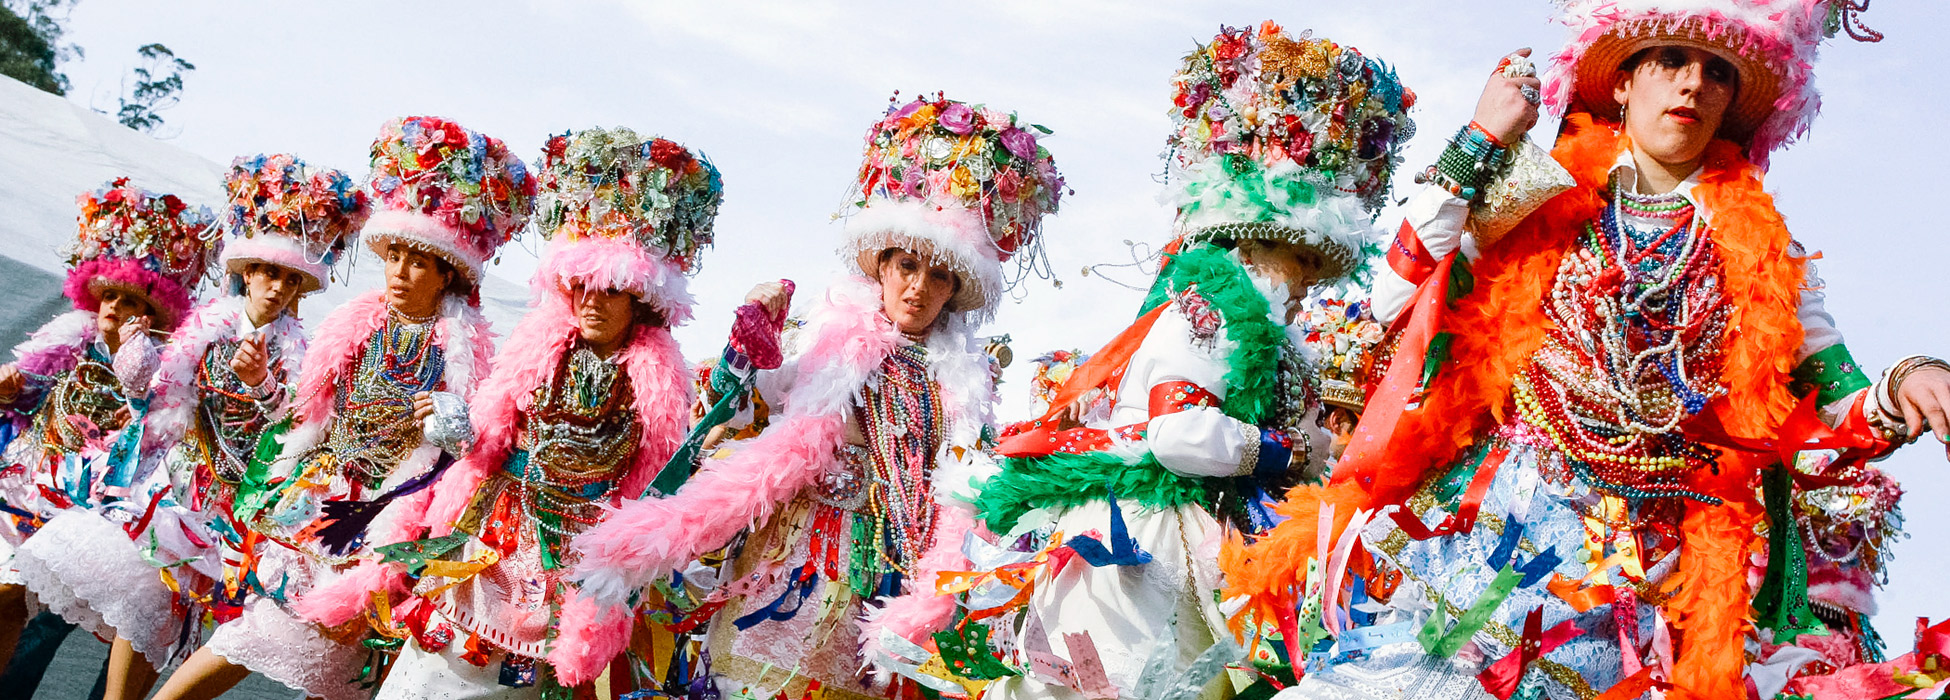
left=383, top=243, right=452, bottom=315
left=242, top=263, right=306, bottom=324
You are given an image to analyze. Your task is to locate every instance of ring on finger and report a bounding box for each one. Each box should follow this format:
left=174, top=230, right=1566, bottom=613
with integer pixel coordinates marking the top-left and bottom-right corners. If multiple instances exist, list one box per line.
left=1501, top=55, right=1536, bottom=78
left=1519, top=84, right=1542, bottom=105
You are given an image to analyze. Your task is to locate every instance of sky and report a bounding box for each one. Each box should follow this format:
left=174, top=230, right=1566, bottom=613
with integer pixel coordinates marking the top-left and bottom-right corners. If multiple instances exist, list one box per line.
left=39, top=0, right=1950, bottom=646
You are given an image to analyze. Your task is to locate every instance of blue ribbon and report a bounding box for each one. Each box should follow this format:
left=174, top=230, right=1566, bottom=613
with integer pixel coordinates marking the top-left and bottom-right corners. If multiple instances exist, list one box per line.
left=1069, top=488, right=1153, bottom=567
left=732, top=569, right=819, bottom=630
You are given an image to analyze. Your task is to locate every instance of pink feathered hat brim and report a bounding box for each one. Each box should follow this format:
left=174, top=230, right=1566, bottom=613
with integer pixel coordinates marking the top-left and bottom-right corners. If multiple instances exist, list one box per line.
left=65, top=257, right=193, bottom=330
left=221, top=235, right=331, bottom=294
left=362, top=209, right=487, bottom=283
left=536, top=237, right=695, bottom=327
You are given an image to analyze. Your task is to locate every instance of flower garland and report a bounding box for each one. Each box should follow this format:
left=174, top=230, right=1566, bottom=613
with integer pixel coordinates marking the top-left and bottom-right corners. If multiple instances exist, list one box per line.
left=368, top=116, right=535, bottom=250
left=223, top=154, right=367, bottom=266
left=70, top=178, right=220, bottom=288
left=534, top=128, right=724, bottom=274
left=850, top=94, right=1065, bottom=256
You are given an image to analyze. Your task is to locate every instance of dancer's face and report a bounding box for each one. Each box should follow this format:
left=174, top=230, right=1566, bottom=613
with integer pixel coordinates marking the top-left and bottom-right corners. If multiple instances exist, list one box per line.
left=876, top=248, right=957, bottom=336
left=241, top=263, right=306, bottom=326
left=1238, top=240, right=1323, bottom=324
left=1613, top=45, right=1738, bottom=170
left=383, top=243, right=452, bottom=317
left=570, top=284, right=640, bottom=357
left=96, top=288, right=154, bottom=339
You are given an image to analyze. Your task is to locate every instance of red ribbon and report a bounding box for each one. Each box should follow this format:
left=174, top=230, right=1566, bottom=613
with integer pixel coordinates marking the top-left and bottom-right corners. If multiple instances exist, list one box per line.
left=1387, top=445, right=1508, bottom=540
left=1334, top=252, right=1458, bottom=496
left=1477, top=607, right=1583, bottom=699
left=999, top=303, right=1171, bottom=458
left=1593, top=667, right=1670, bottom=700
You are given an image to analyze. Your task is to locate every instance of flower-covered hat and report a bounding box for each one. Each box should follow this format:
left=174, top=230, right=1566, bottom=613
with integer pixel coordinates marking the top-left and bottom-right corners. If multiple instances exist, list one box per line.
left=1166, top=22, right=1416, bottom=283
left=220, top=154, right=370, bottom=294
left=841, top=93, right=1066, bottom=320
left=1543, top=0, right=1883, bottom=165
left=532, top=127, right=724, bottom=326
left=1299, top=296, right=1384, bottom=412
left=363, top=116, right=535, bottom=284
left=63, top=178, right=220, bottom=330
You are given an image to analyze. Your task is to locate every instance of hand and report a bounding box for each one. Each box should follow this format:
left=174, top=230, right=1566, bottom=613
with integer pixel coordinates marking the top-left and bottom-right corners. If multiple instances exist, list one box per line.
left=1471, top=48, right=1542, bottom=146
left=1895, top=366, right=1950, bottom=456
left=744, top=280, right=793, bottom=318
left=119, top=316, right=153, bottom=347
left=0, top=364, right=21, bottom=402
left=230, top=334, right=270, bottom=389
left=412, top=392, right=437, bottom=423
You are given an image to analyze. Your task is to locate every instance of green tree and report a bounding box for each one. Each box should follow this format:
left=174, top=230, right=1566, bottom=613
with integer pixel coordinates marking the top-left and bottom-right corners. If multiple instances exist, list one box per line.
left=114, top=42, right=193, bottom=133
left=0, top=0, right=79, bottom=94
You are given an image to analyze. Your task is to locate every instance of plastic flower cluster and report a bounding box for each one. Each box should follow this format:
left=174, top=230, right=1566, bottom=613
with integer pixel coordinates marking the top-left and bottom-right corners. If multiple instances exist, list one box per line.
left=70, top=177, right=219, bottom=282
left=534, top=127, right=724, bottom=274
left=223, top=153, right=369, bottom=265
left=1300, top=296, right=1384, bottom=408
left=853, top=93, right=1066, bottom=256
left=368, top=115, right=536, bottom=251
left=1168, top=21, right=1416, bottom=215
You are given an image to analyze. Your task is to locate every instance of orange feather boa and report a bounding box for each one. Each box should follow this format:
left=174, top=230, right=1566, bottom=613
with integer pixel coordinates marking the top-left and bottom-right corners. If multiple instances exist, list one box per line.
left=1221, top=112, right=1806, bottom=698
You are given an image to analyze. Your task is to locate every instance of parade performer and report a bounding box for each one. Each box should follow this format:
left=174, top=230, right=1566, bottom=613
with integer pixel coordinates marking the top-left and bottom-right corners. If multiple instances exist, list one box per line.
left=10, top=155, right=366, bottom=699
left=880, top=23, right=1407, bottom=700
left=296, top=127, right=727, bottom=698
left=1221, top=2, right=1950, bottom=699
left=0, top=179, right=216, bottom=671
left=569, top=93, right=1066, bottom=700
left=150, top=116, right=529, bottom=700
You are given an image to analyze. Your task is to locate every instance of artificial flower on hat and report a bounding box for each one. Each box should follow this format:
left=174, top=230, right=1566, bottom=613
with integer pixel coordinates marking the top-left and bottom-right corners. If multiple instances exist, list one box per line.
left=362, top=115, right=535, bottom=285
left=531, top=127, right=724, bottom=325
left=840, top=92, right=1067, bottom=320
left=220, top=153, right=369, bottom=294
left=65, top=178, right=220, bottom=330
left=1166, top=21, right=1416, bottom=284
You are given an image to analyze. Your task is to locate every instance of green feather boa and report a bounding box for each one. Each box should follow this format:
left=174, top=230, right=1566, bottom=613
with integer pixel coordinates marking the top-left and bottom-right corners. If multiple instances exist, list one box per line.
left=979, top=244, right=1285, bottom=532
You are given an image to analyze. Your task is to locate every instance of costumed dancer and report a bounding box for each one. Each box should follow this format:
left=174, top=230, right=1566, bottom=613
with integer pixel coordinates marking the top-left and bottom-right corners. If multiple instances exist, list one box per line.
left=151, top=116, right=529, bottom=700
left=569, top=93, right=1066, bottom=700
left=296, top=127, right=727, bottom=697
left=900, top=23, right=1410, bottom=700
left=11, top=155, right=366, bottom=699
left=0, top=180, right=217, bottom=671
left=1296, top=296, right=1384, bottom=461
left=1221, top=2, right=1950, bottom=699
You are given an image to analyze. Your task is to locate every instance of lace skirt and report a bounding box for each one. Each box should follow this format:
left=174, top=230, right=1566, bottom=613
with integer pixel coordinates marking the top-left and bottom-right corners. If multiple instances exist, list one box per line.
left=378, top=630, right=540, bottom=700
left=204, top=546, right=370, bottom=700
left=13, top=508, right=190, bottom=665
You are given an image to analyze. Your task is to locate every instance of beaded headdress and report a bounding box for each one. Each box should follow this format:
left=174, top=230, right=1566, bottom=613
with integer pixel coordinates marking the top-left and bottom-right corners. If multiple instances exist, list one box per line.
left=1298, top=296, right=1385, bottom=412
left=840, top=93, right=1066, bottom=319
left=532, top=127, right=725, bottom=325
left=1165, top=21, right=1416, bottom=283
left=220, top=153, right=370, bottom=294
left=63, top=178, right=220, bottom=329
left=1544, top=0, right=1883, bottom=165
left=362, top=116, right=535, bottom=284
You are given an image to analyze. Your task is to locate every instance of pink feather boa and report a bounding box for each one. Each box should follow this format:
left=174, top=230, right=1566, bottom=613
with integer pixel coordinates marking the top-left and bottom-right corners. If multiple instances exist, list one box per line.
left=4, top=310, right=97, bottom=423
left=290, top=289, right=492, bottom=428
left=858, top=504, right=977, bottom=681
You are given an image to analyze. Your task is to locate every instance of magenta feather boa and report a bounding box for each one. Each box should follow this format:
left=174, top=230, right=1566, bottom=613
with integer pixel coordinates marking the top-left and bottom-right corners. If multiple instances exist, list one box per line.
left=64, top=257, right=193, bottom=330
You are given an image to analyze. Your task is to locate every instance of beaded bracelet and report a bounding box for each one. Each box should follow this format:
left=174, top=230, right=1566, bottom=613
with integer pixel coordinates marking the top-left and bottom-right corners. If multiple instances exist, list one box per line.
left=1418, top=123, right=1512, bottom=203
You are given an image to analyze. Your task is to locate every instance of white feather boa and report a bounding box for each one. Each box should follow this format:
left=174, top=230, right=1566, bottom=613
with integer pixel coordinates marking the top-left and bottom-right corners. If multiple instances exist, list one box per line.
left=142, top=296, right=309, bottom=461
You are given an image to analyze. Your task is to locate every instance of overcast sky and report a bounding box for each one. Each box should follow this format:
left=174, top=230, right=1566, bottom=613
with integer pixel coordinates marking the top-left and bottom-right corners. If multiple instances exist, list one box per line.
left=44, top=0, right=1950, bottom=644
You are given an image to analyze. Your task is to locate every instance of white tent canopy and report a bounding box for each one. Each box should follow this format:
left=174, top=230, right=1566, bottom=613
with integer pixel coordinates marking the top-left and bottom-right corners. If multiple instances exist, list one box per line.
left=0, top=73, right=532, bottom=354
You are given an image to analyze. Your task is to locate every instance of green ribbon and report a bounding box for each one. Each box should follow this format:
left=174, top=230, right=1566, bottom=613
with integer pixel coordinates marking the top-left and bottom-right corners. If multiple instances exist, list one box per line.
left=1753, top=463, right=1829, bottom=643
left=375, top=532, right=470, bottom=576
left=933, top=622, right=1019, bottom=680
left=232, top=415, right=294, bottom=524
left=645, top=361, right=754, bottom=497
left=1419, top=563, right=1524, bottom=658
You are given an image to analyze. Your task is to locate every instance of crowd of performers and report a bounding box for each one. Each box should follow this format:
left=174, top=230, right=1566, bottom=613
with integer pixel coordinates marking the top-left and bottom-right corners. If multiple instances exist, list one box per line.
left=1, top=1, right=1947, bottom=699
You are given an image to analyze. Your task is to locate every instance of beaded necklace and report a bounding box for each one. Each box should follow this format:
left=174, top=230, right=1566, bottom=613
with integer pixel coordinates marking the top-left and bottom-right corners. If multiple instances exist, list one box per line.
left=514, top=347, right=638, bottom=530
left=193, top=337, right=280, bottom=485
left=320, top=314, right=445, bottom=490
left=38, top=345, right=126, bottom=454
left=1512, top=176, right=1731, bottom=503
left=855, top=344, right=945, bottom=577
